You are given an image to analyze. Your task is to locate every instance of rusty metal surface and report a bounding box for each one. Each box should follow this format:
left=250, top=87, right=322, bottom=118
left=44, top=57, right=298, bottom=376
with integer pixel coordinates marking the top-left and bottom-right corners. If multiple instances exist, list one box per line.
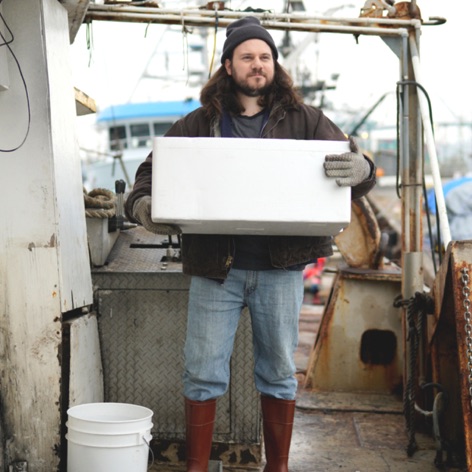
left=334, top=197, right=383, bottom=270
left=360, top=0, right=422, bottom=21
left=339, top=261, right=402, bottom=280
left=450, top=242, right=472, bottom=470
left=83, top=5, right=421, bottom=38
left=305, top=268, right=403, bottom=393
left=429, top=240, right=472, bottom=470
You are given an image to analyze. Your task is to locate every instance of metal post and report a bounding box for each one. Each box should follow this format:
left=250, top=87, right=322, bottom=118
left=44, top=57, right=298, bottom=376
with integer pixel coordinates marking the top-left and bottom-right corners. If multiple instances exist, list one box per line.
left=409, top=35, right=451, bottom=249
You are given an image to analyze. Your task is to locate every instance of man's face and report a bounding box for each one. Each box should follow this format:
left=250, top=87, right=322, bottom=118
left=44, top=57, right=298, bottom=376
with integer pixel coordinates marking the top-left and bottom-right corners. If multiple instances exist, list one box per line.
left=224, top=39, right=275, bottom=97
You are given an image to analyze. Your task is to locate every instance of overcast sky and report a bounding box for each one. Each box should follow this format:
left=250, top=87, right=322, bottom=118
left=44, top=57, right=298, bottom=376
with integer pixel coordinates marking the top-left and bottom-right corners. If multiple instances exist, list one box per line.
left=71, top=0, right=472, bottom=155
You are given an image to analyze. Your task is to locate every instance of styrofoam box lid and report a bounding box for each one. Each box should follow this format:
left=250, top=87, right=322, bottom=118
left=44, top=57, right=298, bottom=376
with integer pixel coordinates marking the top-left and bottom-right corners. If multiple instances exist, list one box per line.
left=151, top=137, right=351, bottom=236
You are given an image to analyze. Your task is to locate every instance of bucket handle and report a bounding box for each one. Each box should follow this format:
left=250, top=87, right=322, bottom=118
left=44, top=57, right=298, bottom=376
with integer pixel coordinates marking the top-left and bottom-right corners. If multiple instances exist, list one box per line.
left=144, top=436, right=155, bottom=471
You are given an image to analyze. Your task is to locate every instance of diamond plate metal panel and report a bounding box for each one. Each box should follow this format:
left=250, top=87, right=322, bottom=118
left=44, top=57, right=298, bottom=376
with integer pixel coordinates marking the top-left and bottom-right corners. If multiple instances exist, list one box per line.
left=97, top=288, right=260, bottom=442
left=94, top=229, right=261, bottom=446
left=98, top=289, right=190, bottom=436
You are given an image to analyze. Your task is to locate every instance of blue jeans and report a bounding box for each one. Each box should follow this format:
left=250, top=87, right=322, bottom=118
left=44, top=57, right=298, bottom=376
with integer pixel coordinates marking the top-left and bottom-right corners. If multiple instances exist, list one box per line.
left=183, top=269, right=304, bottom=401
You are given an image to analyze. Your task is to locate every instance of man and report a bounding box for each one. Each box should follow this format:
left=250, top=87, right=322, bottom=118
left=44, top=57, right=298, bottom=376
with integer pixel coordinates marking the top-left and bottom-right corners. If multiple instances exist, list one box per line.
left=125, top=17, right=376, bottom=472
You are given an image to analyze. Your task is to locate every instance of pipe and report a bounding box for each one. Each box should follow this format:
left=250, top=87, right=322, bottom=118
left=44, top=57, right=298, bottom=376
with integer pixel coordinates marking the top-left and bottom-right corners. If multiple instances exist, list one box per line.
left=84, top=12, right=411, bottom=37
left=85, top=5, right=421, bottom=25
left=84, top=6, right=420, bottom=35
left=409, top=35, right=451, bottom=248
left=401, top=33, right=410, bottom=251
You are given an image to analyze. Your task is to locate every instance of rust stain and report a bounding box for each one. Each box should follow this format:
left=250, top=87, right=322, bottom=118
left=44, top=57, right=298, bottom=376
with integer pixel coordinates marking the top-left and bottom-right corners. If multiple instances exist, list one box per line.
left=408, top=207, right=422, bottom=252
left=27, top=235, right=56, bottom=251
left=46, top=234, right=56, bottom=248
left=205, top=1, right=225, bottom=10
left=360, top=1, right=421, bottom=22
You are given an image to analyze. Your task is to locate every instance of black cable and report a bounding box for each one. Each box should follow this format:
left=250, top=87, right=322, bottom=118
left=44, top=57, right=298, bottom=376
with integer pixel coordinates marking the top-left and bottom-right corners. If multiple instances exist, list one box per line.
left=423, top=183, right=438, bottom=273
left=0, top=1, right=13, bottom=47
left=0, top=6, right=31, bottom=153
left=395, top=84, right=402, bottom=199
left=395, top=79, right=441, bottom=271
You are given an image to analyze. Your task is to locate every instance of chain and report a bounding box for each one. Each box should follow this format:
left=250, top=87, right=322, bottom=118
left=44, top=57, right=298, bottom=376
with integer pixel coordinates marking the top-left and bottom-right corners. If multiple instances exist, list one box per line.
left=461, top=267, right=472, bottom=409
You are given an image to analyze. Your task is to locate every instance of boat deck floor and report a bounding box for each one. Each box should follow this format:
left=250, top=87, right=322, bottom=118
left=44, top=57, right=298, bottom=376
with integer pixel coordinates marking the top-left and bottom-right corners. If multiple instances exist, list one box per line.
left=150, top=298, right=466, bottom=471
left=283, top=303, right=453, bottom=472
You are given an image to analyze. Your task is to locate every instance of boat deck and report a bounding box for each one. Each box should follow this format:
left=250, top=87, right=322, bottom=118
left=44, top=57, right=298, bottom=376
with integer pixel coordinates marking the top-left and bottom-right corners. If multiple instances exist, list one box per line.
left=278, top=257, right=463, bottom=472
left=284, top=303, right=447, bottom=472
left=149, top=297, right=465, bottom=472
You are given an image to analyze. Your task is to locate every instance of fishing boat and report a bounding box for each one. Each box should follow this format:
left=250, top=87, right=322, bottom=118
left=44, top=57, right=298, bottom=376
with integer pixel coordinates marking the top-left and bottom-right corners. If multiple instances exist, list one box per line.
left=82, top=98, right=201, bottom=190
left=1, top=1, right=470, bottom=471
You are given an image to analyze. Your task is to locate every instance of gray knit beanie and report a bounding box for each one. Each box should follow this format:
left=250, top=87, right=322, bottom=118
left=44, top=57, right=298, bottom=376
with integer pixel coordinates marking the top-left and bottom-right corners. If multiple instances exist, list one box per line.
left=220, top=17, right=279, bottom=64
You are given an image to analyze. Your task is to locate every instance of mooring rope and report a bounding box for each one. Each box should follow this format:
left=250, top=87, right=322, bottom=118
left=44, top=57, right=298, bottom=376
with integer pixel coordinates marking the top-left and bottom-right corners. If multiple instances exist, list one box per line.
left=405, top=295, right=421, bottom=456
left=83, top=187, right=116, bottom=219
left=394, top=291, right=434, bottom=457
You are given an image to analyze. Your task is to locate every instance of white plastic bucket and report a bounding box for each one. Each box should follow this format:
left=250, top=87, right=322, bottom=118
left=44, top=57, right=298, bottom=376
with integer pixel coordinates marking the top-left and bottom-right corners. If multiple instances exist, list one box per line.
left=67, top=402, right=153, bottom=472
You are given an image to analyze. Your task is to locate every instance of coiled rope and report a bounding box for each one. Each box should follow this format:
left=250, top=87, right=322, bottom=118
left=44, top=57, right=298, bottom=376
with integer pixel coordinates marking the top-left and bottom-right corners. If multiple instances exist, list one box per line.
left=83, top=188, right=116, bottom=219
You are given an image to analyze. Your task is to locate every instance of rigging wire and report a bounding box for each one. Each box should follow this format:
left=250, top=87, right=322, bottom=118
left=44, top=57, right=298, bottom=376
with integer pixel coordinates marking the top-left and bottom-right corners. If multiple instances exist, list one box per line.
left=180, top=12, right=190, bottom=85
left=207, top=6, right=219, bottom=78
left=86, top=21, right=94, bottom=67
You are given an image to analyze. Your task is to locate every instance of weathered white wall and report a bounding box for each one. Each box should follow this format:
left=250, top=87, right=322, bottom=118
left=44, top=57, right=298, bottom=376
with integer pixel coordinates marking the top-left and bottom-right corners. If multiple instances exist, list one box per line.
left=68, top=314, right=104, bottom=407
left=0, top=0, right=93, bottom=469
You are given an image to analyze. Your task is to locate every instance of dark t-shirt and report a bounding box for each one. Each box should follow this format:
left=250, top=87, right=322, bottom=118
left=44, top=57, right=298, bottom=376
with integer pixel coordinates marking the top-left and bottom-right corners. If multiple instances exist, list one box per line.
left=230, top=111, right=282, bottom=271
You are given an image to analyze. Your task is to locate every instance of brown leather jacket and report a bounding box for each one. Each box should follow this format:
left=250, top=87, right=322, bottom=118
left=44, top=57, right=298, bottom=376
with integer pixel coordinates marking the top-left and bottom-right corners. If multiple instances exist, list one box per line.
left=125, top=104, right=376, bottom=279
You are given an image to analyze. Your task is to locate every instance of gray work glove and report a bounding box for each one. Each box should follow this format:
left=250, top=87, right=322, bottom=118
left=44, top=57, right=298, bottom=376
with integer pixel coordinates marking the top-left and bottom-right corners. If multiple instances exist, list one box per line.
left=324, top=136, right=371, bottom=187
left=133, top=195, right=182, bottom=235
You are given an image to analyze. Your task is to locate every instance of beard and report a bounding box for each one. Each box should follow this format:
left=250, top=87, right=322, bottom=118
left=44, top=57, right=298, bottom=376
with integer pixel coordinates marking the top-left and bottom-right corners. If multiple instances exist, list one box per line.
left=234, top=80, right=272, bottom=97
left=231, top=67, right=274, bottom=97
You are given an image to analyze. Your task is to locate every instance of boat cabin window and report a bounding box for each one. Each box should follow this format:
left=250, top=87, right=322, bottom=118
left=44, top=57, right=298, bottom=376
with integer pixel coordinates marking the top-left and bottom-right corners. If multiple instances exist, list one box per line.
left=107, top=120, right=178, bottom=153
left=130, top=123, right=152, bottom=148
left=109, top=125, right=127, bottom=151
left=153, top=121, right=174, bottom=136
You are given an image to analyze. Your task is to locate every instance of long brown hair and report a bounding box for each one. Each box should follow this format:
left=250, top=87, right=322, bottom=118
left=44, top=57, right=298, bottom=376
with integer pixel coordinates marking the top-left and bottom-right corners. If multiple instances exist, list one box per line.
left=200, top=61, right=303, bottom=118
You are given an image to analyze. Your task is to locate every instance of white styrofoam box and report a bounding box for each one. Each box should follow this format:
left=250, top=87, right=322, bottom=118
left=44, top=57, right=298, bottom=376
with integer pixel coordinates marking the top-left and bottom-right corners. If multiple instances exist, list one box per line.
left=151, top=137, right=351, bottom=236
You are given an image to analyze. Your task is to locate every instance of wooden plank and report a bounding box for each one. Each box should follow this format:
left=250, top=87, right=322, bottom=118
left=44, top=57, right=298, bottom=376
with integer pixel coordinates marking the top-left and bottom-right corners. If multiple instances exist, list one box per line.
left=45, top=0, right=94, bottom=310
left=74, top=87, right=96, bottom=116
left=67, top=313, right=104, bottom=406
left=2, top=248, right=62, bottom=470
left=0, top=0, right=94, bottom=469
left=60, top=0, right=91, bottom=43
